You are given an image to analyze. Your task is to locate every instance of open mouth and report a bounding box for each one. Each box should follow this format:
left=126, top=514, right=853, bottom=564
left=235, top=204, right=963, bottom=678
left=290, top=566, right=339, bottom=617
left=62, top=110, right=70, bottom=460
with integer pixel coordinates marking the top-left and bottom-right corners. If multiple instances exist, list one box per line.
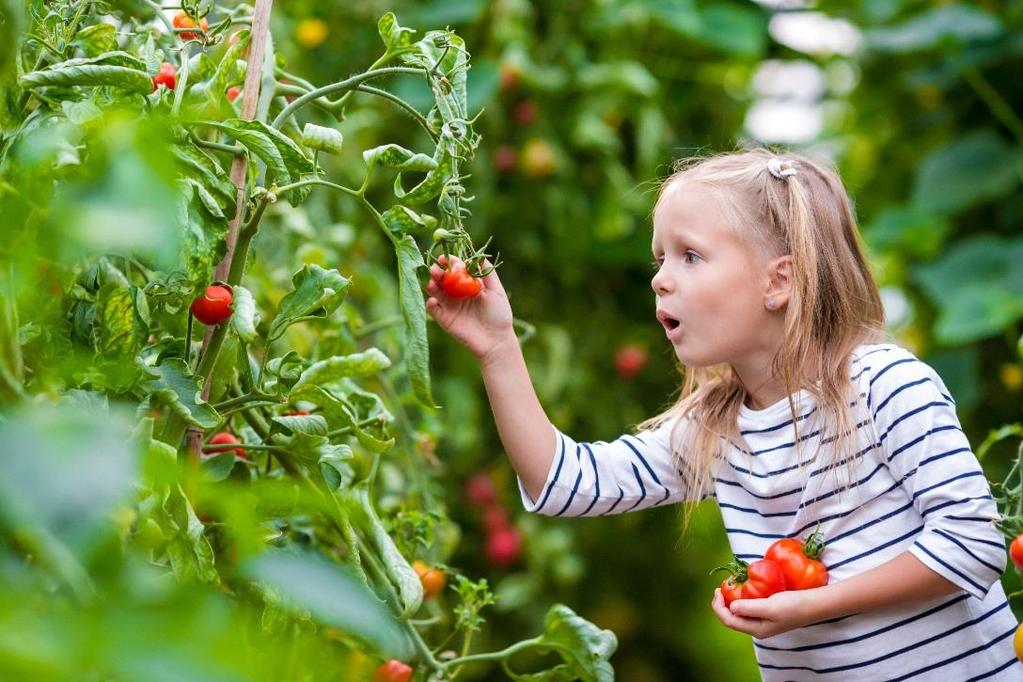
left=656, top=310, right=681, bottom=333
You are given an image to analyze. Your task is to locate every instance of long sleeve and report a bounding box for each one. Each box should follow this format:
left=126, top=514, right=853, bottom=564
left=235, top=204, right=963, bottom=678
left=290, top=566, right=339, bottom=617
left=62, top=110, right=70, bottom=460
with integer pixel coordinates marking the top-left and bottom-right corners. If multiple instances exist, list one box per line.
left=516, top=418, right=704, bottom=517
left=868, top=349, right=1006, bottom=600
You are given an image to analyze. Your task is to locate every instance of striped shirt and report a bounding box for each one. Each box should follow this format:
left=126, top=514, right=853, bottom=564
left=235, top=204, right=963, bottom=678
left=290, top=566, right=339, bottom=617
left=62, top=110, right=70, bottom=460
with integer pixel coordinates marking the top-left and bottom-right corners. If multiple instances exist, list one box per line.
left=518, top=343, right=1022, bottom=680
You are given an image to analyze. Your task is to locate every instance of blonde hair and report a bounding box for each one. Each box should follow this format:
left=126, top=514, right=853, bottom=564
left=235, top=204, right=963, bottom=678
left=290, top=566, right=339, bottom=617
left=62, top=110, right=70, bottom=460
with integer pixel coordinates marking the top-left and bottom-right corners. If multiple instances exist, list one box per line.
left=637, top=146, right=890, bottom=531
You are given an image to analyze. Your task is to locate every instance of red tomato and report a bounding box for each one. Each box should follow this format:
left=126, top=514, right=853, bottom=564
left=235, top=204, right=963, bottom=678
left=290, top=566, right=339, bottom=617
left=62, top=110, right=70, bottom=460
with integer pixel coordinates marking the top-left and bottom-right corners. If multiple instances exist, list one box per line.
left=481, top=505, right=510, bottom=534
left=412, top=560, right=446, bottom=600
left=151, top=62, right=176, bottom=91
left=439, top=262, right=483, bottom=299
left=1010, top=535, right=1023, bottom=572
left=765, top=527, right=829, bottom=590
left=226, top=86, right=241, bottom=102
left=372, top=660, right=412, bottom=682
left=204, top=432, right=247, bottom=459
left=717, top=557, right=786, bottom=607
left=190, top=285, right=233, bottom=325
left=493, top=145, right=518, bottom=173
left=513, top=100, right=537, bottom=125
left=614, top=344, right=647, bottom=380
left=173, top=10, right=208, bottom=41
left=485, top=526, right=522, bottom=566
left=464, top=472, right=497, bottom=507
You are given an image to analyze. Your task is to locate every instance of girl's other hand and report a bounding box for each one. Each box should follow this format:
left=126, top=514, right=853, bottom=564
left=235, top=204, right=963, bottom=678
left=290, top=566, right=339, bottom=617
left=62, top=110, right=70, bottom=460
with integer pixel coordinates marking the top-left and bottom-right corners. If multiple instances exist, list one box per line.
left=426, top=256, right=515, bottom=362
left=711, top=587, right=819, bottom=639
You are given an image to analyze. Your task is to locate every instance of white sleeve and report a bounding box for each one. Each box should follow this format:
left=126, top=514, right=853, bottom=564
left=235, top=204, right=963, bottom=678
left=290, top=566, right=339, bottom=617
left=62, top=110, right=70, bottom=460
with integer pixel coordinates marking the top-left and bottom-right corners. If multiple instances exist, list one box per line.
left=869, top=349, right=1007, bottom=600
left=516, top=419, right=704, bottom=517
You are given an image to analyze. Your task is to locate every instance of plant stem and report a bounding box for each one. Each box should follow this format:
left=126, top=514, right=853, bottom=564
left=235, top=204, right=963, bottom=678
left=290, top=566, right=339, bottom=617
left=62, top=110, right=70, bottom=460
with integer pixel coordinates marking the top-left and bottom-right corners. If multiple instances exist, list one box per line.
left=441, top=636, right=545, bottom=670
left=270, top=67, right=423, bottom=129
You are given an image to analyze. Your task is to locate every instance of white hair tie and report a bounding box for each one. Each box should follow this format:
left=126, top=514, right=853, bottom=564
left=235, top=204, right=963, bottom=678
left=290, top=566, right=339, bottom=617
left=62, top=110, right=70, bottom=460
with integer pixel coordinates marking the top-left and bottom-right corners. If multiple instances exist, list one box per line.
left=768, top=158, right=798, bottom=180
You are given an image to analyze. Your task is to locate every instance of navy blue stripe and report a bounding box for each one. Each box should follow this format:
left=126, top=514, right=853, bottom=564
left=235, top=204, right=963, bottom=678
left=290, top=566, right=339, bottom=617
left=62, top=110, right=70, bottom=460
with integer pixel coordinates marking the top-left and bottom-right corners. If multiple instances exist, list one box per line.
left=913, top=542, right=987, bottom=594
left=755, top=593, right=970, bottom=652
left=798, top=463, right=886, bottom=509
left=828, top=524, right=923, bottom=571
left=912, top=470, right=984, bottom=502
left=724, top=526, right=785, bottom=539
left=579, top=443, right=601, bottom=516
left=601, top=486, right=624, bottom=515
left=918, top=446, right=971, bottom=468
left=923, top=495, right=995, bottom=517
left=623, top=463, right=647, bottom=512
left=758, top=600, right=1010, bottom=675
left=964, top=656, right=1022, bottom=681
left=716, top=501, right=797, bottom=518
left=823, top=499, right=914, bottom=546
left=880, top=403, right=954, bottom=445
left=872, top=377, right=929, bottom=418
left=889, top=424, right=964, bottom=462
left=533, top=433, right=566, bottom=513
left=867, top=357, right=917, bottom=410
left=621, top=435, right=671, bottom=501
left=554, top=444, right=584, bottom=517
left=740, top=406, right=817, bottom=435
left=888, top=620, right=1015, bottom=682
left=932, top=527, right=1004, bottom=575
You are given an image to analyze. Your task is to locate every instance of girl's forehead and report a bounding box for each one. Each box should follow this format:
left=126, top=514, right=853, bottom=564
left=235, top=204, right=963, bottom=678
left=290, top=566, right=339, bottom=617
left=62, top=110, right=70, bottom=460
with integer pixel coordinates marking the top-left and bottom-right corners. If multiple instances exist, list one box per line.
left=652, top=183, right=731, bottom=243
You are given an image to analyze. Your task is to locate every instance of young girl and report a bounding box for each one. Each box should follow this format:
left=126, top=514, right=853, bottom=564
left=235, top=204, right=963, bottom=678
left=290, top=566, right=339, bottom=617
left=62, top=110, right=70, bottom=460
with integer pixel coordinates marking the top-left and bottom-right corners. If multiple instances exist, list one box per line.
left=424, top=147, right=1021, bottom=680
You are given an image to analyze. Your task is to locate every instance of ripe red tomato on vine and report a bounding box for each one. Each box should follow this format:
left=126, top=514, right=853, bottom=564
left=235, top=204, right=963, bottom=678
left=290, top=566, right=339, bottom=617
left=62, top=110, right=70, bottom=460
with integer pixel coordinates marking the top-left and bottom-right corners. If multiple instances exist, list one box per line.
left=427, top=228, right=500, bottom=301
left=372, top=660, right=412, bottom=682
left=173, top=10, right=208, bottom=41
left=151, top=62, right=176, bottom=91
left=190, top=284, right=233, bottom=325
left=203, top=432, right=247, bottom=459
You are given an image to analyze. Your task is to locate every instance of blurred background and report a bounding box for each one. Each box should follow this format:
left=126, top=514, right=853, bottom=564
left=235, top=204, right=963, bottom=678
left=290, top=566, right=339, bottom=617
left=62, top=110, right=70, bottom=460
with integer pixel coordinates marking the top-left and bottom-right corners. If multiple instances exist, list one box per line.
left=2, top=0, right=1022, bottom=679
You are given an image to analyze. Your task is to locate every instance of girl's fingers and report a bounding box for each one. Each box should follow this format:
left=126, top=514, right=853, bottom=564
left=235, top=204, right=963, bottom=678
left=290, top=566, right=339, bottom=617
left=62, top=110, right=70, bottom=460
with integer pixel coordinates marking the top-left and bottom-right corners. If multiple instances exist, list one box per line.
left=478, top=259, right=504, bottom=294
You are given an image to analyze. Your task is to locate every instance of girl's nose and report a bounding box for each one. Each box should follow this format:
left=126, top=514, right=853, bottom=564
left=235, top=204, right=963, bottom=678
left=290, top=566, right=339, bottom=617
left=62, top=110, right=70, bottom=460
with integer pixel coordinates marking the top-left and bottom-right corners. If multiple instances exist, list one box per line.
left=651, top=269, right=672, bottom=295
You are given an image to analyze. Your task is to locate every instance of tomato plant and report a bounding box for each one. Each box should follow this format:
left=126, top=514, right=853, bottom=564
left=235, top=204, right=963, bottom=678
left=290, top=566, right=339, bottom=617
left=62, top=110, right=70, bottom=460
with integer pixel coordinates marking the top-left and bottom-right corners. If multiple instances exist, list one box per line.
left=0, top=3, right=619, bottom=679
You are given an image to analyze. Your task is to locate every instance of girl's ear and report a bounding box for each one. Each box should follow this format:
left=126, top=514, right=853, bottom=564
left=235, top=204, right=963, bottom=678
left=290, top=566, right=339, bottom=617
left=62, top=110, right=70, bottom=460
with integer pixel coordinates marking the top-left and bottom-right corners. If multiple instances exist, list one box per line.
left=764, top=255, right=793, bottom=311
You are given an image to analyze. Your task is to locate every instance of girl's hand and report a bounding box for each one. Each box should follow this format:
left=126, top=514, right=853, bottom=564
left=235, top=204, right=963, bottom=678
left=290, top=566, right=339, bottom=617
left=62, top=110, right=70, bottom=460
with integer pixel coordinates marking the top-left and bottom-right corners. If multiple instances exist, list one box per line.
left=711, top=587, right=819, bottom=639
left=425, top=256, right=515, bottom=362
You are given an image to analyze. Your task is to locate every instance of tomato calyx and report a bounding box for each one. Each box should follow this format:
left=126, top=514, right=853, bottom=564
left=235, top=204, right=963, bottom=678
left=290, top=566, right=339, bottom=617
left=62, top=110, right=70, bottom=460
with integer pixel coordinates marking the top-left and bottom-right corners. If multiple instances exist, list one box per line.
left=711, top=557, right=752, bottom=585
left=801, top=522, right=826, bottom=560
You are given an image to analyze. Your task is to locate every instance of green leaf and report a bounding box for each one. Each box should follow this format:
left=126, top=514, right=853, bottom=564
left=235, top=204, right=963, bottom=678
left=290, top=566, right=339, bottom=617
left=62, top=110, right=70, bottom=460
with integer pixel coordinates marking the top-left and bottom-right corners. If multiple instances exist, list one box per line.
left=364, top=143, right=438, bottom=172
left=178, top=181, right=228, bottom=291
left=302, top=123, right=343, bottom=155
left=377, top=12, right=417, bottom=56
left=318, top=444, right=354, bottom=490
left=509, top=605, right=617, bottom=682
left=210, top=29, right=251, bottom=98
left=163, top=484, right=219, bottom=584
left=172, top=142, right=237, bottom=206
left=347, top=484, right=423, bottom=619
left=74, top=23, right=119, bottom=57
left=647, top=0, right=703, bottom=37
left=864, top=205, right=952, bottom=259
left=185, top=178, right=226, bottom=220
left=912, top=235, right=1023, bottom=344
left=911, top=130, right=1020, bottom=213
left=380, top=205, right=437, bottom=237
left=395, top=236, right=436, bottom=408
left=200, top=452, right=236, bottom=482
left=292, top=349, right=392, bottom=391
left=287, top=384, right=395, bottom=454
left=203, top=120, right=290, bottom=188
left=96, top=281, right=145, bottom=360
left=267, top=264, right=351, bottom=340
left=230, top=285, right=259, bottom=343
left=865, top=5, right=1003, bottom=53
left=144, top=358, right=221, bottom=429
left=244, top=548, right=409, bottom=657
left=697, top=3, right=767, bottom=58
left=20, top=52, right=151, bottom=92
left=393, top=145, right=452, bottom=206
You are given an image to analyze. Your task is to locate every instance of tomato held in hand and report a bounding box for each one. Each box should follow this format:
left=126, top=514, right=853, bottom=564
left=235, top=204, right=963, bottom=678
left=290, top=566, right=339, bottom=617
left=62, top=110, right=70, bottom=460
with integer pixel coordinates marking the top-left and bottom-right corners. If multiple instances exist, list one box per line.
left=1010, top=534, right=1023, bottom=572
left=204, top=432, right=248, bottom=459
left=765, top=525, right=829, bottom=590
left=151, top=62, right=176, bottom=91
left=439, top=261, right=483, bottom=299
left=173, top=10, right=208, bottom=40
left=412, top=560, right=446, bottom=600
left=715, top=557, right=786, bottom=607
left=190, top=284, right=233, bottom=325
left=372, top=659, right=413, bottom=682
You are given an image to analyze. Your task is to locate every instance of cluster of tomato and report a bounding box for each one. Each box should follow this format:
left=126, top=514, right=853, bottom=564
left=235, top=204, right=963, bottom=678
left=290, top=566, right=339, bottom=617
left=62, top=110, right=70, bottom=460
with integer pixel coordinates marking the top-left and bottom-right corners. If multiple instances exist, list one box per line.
left=491, top=62, right=555, bottom=179
left=464, top=472, right=523, bottom=567
left=715, top=526, right=828, bottom=606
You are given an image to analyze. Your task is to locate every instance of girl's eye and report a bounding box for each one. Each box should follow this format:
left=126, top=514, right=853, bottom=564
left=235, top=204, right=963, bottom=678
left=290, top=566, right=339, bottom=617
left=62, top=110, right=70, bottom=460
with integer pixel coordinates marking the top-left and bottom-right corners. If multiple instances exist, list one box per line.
left=683, top=251, right=700, bottom=264
left=651, top=258, right=663, bottom=271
